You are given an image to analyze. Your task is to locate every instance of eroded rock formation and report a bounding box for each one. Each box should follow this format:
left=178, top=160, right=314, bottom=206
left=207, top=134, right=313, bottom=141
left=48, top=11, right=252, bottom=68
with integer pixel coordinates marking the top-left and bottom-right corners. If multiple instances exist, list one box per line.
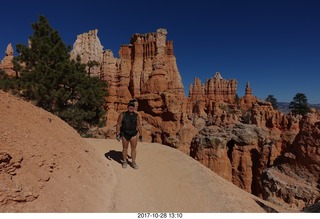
left=0, top=43, right=15, bottom=77
left=262, top=109, right=320, bottom=209
left=70, top=29, right=103, bottom=77
left=188, top=72, right=237, bottom=118
left=61, top=28, right=320, bottom=210
left=190, top=97, right=320, bottom=210
left=240, top=82, right=258, bottom=110
left=72, top=29, right=192, bottom=151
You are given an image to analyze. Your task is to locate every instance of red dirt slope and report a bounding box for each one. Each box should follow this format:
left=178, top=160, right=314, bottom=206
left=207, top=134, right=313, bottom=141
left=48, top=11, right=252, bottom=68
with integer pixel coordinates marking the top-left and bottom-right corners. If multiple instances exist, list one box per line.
left=0, top=91, right=115, bottom=212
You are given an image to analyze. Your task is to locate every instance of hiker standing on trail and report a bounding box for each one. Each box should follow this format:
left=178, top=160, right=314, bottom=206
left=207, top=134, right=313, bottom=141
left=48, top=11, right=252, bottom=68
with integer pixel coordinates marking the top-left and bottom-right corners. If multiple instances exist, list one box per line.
left=116, top=100, right=143, bottom=169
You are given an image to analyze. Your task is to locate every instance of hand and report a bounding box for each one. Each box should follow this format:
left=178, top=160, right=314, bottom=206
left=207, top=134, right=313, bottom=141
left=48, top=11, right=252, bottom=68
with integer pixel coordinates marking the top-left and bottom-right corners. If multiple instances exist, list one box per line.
left=116, top=134, right=121, bottom=142
left=139, top=135, right=143, bottom=142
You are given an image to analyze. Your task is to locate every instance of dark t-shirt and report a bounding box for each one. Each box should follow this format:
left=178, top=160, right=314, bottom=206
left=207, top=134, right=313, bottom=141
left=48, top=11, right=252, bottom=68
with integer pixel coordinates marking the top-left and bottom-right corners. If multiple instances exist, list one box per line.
left=121, top=111, right=138, bottom=135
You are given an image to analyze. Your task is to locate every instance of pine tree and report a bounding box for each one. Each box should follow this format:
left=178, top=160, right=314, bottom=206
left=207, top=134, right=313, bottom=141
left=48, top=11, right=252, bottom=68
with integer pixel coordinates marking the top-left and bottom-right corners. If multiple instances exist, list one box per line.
left=0, top=69, right=21, bottom=93
left=289, top=93, right=310, bottom=116
left=87, top=60, right=100, bottom=76
left=266, top=95, right=278, bottom=109
left=12, top=15, right=108, bottom=134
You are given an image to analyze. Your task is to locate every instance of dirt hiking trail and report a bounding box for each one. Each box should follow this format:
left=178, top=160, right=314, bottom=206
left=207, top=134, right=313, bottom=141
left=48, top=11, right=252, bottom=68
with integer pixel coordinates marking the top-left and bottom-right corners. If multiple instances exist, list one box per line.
left=86, top=138, right=285, bottom=213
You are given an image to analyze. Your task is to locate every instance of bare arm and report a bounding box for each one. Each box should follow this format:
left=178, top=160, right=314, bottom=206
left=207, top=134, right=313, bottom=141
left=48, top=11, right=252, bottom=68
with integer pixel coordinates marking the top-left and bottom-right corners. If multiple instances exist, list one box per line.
left=116, top=112, right=123, bottom=135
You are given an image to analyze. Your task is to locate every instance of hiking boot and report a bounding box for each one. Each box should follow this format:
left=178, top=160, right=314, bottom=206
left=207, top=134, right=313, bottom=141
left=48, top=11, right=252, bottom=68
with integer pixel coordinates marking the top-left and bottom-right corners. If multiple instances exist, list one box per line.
left=131, top=162, right=139, bottom=169
left=122, top=162, right=128, bottom=168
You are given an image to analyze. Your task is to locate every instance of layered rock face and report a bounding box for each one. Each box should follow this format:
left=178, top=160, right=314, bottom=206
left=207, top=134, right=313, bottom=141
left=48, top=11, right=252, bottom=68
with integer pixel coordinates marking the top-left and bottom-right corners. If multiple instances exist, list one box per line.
left=240, top=82, right=257, bottom=110
left=190, top=117, right=284, bottom=192
left=70, top=29, right=103, bottom=77
left=0, top=43, right=15, bottom=77
left=71, top=29, right=192, bottom=151
left=190, top=97, right=320, bottom=210
left=100, top=28, right=184, bottom=106
left=187, top=72, right=237, bottom=118
left=262, top=109, right=320, bottom=209
left=67, top=28, right=319, bottom=210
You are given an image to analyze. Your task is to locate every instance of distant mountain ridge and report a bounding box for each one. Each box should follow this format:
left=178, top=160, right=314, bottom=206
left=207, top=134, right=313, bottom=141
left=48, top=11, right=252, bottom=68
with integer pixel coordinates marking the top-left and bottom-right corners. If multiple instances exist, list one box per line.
left=277, top=102, right=320, bottom=114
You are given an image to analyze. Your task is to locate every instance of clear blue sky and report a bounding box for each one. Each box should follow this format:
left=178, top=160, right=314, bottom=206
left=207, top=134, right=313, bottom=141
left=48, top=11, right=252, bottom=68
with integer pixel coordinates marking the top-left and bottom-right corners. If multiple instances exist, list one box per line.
left=1, top=0, right=320, bottom=103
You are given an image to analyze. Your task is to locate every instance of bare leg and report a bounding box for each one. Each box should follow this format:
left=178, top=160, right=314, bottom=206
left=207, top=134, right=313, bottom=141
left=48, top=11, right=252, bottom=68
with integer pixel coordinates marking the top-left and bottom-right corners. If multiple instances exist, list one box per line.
left=130, top=135, right=138, bottom=162
left=130, top=135, right=138, bottom=169
left=122, top=137, right=129, bottom=163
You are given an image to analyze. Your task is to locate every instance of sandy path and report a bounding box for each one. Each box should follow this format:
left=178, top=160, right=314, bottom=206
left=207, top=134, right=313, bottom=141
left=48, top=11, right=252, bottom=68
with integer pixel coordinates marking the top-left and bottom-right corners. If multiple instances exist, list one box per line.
left=85, top=138, right=285, bottom=213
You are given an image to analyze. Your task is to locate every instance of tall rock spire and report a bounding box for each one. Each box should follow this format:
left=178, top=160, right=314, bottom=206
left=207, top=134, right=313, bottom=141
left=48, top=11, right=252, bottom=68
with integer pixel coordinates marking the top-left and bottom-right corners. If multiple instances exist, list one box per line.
left=70, top=29, right=103, bottom=77
left=188, top=72, right=238, bottom=117
left=71, top=28, right=189, bottom=149
left=142, top=28, right=169, bottom=94
left=0, top=43, right=15, bottom=77
left=240, top=81, right=257, bottom=110
left=245, top=82, right=253, bottom=95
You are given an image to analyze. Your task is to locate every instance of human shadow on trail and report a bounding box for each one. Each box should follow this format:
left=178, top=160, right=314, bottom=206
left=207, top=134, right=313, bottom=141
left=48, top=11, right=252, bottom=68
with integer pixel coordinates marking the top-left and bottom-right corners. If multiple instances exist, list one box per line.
left=105, top=150, right=132, bottom=165
left=105, top=150, right=123, bottom=165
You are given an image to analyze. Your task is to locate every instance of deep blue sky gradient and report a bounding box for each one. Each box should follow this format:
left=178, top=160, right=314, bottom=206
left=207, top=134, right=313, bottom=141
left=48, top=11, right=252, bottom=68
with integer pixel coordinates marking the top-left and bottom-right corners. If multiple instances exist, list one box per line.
left=1, top=0, right=320, bottom=103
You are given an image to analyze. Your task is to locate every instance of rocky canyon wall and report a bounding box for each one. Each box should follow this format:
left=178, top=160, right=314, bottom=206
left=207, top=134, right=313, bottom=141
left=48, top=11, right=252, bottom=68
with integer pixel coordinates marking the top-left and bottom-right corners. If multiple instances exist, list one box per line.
left=70, top=29, right=194, bottom=152
left=187, top=72, right=238, bottom=119
left=190, top=98, right=320, bottom=210
left=70, top=29, right=103, bottom=77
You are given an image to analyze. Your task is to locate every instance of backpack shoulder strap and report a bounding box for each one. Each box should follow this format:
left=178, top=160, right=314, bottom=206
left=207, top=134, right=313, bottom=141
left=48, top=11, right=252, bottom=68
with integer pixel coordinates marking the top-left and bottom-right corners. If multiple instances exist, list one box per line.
left=122, top=111, right=126, bottom=121
left=133, top=112, right=138, bottom=118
